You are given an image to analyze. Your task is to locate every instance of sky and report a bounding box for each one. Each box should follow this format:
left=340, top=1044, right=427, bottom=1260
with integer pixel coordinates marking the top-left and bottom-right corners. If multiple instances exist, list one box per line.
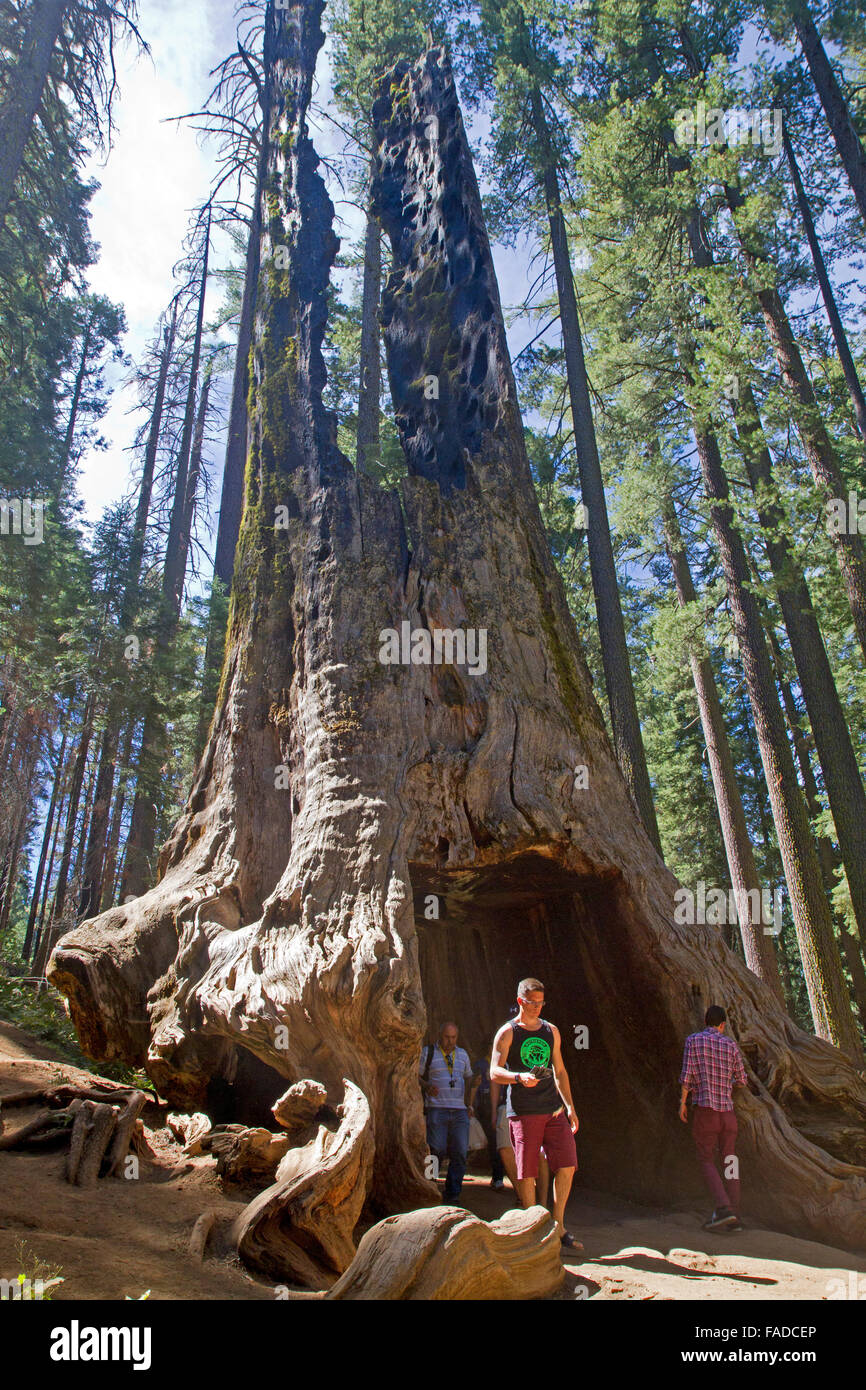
left=77, top=0, right=541, bottom=562
left=79, top=0, right=238, bottom=535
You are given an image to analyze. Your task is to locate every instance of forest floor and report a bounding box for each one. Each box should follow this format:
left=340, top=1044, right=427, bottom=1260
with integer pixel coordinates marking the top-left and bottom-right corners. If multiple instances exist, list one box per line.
left=2, top=1020, right=864, bottom=1302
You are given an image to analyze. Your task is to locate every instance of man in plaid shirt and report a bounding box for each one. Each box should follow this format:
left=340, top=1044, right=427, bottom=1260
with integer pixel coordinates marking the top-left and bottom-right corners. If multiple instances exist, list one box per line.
left=679, top=1004, right=748, bottom=1231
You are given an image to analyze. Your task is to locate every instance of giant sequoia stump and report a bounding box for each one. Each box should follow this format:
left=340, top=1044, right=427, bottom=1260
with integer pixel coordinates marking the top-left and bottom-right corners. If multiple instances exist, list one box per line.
left=49, top=6, right=866, bottom=1261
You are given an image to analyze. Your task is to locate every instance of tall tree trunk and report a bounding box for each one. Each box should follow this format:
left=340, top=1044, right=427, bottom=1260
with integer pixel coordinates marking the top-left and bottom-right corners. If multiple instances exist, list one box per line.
left=77, top=307, right=179, bottom=917
left=182, top=366, right=211, bottom=560
left=0, top=0, right=67, bottom=229
left=677, top=329, right=862, bottom=1059
left=78, top=724, right=114, bottom=921
left=671, top=164, right=866, bottom=951
left=30, top=749, right=71, bottom=967
left=60, top=312, right=93, bottom=481
left=782, top=121, right=866, bottom=443
left=127, top=303, right=178, bottom=613
left=725, top=189, right=866, bottom=660
left=48, top=31, right=866, bottom=1258
left=34, top=694, right=94, bottom=973
left=528, top=84, right=662, bottom=855
left=763, top=620, right=866, bottom=1026
left=661, top=490, right=784, bottom=999
left=0, top=806, right=28, bottom=935
left=197, top=150, right=267, bottom=760
left=356, top=158, right=382, bottom=476
left=789, top=0, right=866, bottom=227
left=100, top=718, right=136, bottom=912
left=122, top=221, right=211, bottom=899
left=214, top=115, right=268, bottom=593
left=731, top=385, right=866, bottom=953
left=45, top=695, right=95, bottom=933
left=0, top=710, right=41, bottom=932
left=23, top=723, right=68, bottom=958
left=164, top=213, right=211, bottom=617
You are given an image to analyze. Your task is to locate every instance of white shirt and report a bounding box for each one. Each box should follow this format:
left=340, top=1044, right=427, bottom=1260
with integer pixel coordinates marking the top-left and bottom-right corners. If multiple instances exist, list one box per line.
left=419, top=1044, right=474, bottom=1108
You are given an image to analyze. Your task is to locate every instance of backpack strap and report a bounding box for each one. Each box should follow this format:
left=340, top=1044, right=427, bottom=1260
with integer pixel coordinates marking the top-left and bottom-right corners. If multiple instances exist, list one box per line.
left=423, top=1043, right=434, bottom=1080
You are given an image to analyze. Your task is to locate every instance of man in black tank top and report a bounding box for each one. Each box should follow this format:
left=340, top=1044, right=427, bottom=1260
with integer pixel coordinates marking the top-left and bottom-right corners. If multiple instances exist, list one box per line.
left=490, top=977, right=582, bottom=1251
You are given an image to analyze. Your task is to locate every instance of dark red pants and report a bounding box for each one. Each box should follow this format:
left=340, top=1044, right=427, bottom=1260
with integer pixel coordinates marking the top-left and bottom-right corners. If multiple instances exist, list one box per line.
left=691, top=1106, right=739, bottom=1213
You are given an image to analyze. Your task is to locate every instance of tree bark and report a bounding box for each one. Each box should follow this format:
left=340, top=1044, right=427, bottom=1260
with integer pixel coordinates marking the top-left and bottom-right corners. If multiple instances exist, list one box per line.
left=528, top=85, right=662, bottom=856
left=0, top=0, right=67, bottom=229
left=47, top=32, right=866, bottom=1254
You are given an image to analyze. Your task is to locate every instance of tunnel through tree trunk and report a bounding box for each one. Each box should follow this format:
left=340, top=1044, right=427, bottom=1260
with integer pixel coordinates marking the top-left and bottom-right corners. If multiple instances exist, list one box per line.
left=413, top=854, right=719, bottom=1205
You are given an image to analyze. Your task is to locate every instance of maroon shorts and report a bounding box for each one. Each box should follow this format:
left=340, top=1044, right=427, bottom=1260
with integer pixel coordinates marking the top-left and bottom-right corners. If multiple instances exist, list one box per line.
left=508, top=1110, right=577, bottom=1179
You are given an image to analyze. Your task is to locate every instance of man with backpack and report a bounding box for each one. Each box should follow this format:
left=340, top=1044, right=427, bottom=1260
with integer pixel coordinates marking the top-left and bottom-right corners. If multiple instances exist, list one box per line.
left=419, top=1021, right=477, bottom=1201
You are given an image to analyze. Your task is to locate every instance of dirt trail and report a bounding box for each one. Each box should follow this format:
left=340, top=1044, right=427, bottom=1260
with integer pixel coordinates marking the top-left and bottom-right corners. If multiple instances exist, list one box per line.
left=2, top=1023, right=863, bottom=1301
left=460, top=1176, right=866, bottom=1300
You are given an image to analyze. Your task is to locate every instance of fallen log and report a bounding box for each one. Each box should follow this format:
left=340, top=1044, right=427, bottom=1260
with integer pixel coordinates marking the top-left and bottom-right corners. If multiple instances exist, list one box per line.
left=326, top=1206, right=564, bottom=1301
left=231, top=1080, right=373, bottom=1288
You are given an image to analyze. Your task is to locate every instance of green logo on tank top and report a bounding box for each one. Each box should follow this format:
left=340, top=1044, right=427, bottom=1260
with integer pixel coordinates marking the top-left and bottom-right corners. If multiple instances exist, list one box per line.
left=519, top=1035, right=551, bottom=1068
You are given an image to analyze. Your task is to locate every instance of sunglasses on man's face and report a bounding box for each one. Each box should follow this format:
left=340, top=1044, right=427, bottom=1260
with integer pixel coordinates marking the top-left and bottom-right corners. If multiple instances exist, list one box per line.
left=520, top=996, right=544, bottom=1006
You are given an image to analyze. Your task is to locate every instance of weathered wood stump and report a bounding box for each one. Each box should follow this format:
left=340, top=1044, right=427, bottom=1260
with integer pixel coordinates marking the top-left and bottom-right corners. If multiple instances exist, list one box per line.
left=206, top=1125, right=292, bottom=1182
left=272, top=1079, right=328, bottom=1132
left=326, top=1206, right=564, bottom=1301
left=45, top=6, right=866, bottom=1256
left=166, top=1110, right=212, bottom=1153
left=230, top=1080, right=373, bottom=1288
left=66, top=1101, right=117, bottom=1187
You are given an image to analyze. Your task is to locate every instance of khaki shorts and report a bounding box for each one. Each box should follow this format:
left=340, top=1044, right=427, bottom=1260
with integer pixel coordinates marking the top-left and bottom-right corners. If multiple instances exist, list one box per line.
left=495, top=1104, right=511, bottom=1150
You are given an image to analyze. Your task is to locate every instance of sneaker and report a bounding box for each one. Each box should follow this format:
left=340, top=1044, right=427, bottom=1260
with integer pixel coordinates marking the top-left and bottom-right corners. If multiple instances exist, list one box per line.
left=560, top=1231, right=584, bottom=1252
left=491, top=1179, right=505, bottom=1191
left=702, top=1208, right=738, bottom=1232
